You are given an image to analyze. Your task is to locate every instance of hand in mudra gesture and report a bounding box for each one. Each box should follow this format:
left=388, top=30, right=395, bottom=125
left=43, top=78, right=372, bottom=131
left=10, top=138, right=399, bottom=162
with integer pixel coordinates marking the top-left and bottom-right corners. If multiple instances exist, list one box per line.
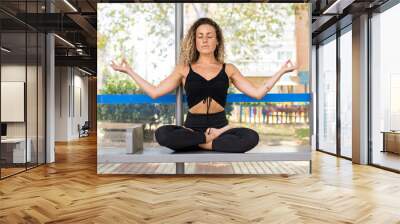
left=280, top=59, right=297, bottom=73
left=110, top=58, right=134, bottom=74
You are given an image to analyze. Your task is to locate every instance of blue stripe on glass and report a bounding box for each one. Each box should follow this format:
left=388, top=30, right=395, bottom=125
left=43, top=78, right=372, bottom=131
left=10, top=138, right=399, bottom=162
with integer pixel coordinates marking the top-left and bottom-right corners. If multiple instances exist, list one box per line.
left=97, top=93, right=311, bottom=104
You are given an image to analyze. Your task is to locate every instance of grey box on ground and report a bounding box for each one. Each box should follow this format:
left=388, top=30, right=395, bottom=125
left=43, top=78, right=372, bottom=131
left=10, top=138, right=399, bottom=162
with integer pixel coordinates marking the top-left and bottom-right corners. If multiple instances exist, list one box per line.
left=125, top=125, right=144, bottom=154
left=98, top=122, right=144, bottom=154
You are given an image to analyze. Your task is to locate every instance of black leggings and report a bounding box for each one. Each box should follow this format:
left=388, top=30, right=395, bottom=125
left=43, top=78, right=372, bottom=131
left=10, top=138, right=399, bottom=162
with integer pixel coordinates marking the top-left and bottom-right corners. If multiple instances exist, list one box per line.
left=154, top=111, right=259, bottom=153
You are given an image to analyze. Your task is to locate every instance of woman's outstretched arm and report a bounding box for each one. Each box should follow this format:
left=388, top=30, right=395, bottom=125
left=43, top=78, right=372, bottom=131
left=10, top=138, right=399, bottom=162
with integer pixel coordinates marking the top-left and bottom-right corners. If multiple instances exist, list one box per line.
left=110, top=59, right=183, bottom=99
left=227, top=60, right=297, bottom=100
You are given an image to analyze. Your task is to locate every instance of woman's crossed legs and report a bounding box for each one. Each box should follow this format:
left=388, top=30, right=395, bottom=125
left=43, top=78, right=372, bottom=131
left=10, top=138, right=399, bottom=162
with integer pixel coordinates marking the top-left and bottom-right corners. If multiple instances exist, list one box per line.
left=155, top=124, right=259, bottom=153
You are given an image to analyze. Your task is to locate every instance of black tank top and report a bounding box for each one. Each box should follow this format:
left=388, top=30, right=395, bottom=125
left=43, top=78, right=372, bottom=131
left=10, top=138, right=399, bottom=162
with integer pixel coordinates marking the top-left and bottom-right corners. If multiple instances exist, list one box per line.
left=184, top=63, right=229, bottom=131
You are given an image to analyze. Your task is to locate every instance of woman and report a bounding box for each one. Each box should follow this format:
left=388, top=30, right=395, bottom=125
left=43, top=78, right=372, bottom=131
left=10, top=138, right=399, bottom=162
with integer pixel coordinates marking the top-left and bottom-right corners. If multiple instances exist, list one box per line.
left=111, top=17, right=296, bottom=153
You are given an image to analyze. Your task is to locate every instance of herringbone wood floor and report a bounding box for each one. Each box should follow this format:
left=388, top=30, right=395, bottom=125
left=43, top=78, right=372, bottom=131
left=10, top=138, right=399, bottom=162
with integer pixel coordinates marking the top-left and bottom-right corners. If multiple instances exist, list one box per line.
left=1, top=135, right=400, bottom=223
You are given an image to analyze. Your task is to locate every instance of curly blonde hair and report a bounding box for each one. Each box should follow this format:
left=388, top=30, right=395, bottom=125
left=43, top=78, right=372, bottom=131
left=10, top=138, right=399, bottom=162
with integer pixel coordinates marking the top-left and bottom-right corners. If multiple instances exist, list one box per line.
left=179, top=17, right=225, bottom=65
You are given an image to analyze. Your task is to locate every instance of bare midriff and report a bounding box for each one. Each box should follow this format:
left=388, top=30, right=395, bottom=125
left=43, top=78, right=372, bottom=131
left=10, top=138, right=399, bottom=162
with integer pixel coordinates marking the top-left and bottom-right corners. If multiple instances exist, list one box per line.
left=188, top=98, right=225, bottom=114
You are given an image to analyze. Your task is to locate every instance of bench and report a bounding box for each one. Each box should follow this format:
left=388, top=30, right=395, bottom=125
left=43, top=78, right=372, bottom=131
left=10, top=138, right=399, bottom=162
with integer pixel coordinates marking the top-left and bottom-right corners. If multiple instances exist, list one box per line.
left=98, top=145, right=312, bottom=174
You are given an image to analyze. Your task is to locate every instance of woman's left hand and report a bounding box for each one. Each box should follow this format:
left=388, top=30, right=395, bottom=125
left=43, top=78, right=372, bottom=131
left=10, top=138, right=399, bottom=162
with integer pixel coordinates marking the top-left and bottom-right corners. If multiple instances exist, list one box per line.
left=280, top=60, right=297, bottom=74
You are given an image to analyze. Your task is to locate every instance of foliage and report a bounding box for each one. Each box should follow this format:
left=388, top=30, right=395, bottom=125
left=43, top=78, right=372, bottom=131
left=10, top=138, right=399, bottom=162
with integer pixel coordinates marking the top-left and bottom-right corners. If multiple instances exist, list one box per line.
left=295, top=128, right=309, bottom=139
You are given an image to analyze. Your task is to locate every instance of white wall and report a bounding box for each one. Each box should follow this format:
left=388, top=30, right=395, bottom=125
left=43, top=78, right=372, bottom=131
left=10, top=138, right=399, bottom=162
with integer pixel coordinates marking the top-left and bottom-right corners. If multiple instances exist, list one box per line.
left=1, top=65, right=26, bottom=81
left=1, top=65, right=28, bottom=138
left=55, top=66, right=69, bottom=141
left=55, top=67, right=89, bottom=141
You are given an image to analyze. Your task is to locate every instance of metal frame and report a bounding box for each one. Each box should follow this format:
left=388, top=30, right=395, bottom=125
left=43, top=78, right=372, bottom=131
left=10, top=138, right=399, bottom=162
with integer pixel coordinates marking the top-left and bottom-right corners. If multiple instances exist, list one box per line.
left=36, top=7, right=39, bottom=170
left=373, top=0, right=400, bottom=13
left=308, top=4, right=313, bottom=173
left=175, top=3, right=184, bottom=174
left=0, top=0, right=47, bottom=180
left=367, top=11, right=373, bottom=165
left=25, top=9, right=28, bottom=170
left=0, top=15, right=2, bottom=179
left=44, top=0, right=48, bottom=166
left=336, top=23, right=341, bottom=157
left=315, top=44, right=319, bottom=151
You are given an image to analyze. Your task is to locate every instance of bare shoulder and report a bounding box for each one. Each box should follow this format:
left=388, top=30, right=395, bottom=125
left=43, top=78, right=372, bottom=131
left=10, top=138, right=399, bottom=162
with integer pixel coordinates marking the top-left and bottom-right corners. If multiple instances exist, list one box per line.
left=225, top=63, right=239, bottom=79
left=174, top=64, right=190, bottom=78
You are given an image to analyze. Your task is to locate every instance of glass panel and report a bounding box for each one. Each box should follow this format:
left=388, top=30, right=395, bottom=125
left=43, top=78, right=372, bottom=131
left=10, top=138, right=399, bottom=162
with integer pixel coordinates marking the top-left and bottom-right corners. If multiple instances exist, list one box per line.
left=38, top=32, right=45, bottom=165
left=27, top=30, right=38, bottom=169
left=317, top=37, right=337, bottom=154
left=183, top=3, right=311, bottom=153
left=1, top=0, right=46, bottom=178
left=340, top=29, right=352, bottom=158
left=97, top=3, right=176, bottom=173
left=371, top=4, right=400, bottom=171
left=26, top=0, right=40, bottom=169
left=1, top=26, right=28, bottom=177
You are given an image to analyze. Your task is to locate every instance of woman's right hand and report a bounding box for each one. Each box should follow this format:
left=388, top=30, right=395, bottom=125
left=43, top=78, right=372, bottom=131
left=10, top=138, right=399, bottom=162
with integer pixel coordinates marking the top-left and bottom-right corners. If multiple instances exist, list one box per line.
left=110, top=58, right=133, bottom=75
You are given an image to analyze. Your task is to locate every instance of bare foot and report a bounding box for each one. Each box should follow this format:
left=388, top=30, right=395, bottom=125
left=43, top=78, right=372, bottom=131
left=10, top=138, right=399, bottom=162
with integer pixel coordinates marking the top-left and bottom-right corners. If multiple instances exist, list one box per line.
left=198, top=129, right=216, bottom=150
left=199, top=125, right=232, bottom=150
left=198, top=141, right=213, bottom=150
left=204, top=128, right=218, bottom=143
left=208, top=124, right=232, bottom=138
left=183, top=126, right=216, bottom=144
